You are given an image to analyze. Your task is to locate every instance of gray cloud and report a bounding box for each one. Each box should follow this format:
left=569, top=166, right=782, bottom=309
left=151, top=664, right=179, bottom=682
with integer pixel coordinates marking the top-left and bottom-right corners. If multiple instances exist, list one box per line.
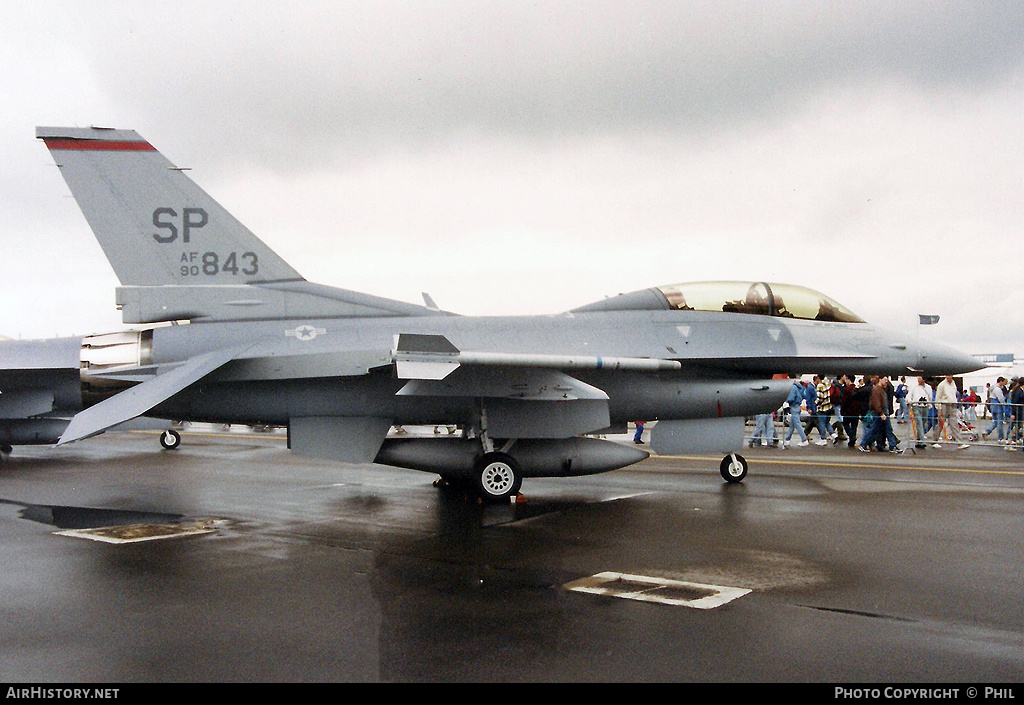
left=56, top=1, right=1024, bottom=166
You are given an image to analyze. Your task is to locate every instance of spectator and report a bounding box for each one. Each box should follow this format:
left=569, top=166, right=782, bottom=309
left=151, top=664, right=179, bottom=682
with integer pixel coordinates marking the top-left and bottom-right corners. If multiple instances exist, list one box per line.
left=933, top=375, right=970, bottom=450
left=783, top=377, right=809, bottom=447
left=842, top=375, right=869, bottom=448
left=1008, top=378, right=1024, bottom=450
left=749, top=412, right=777, bottom=447
left=983, top=377, right=1007, bottom=443
left=830, top=375, right=848, bottom=443
left=908, top=376, right=933, bottom=449
left=895, top=377, right=909, bottom=424
left=859, top=376, right=900, bottom=452
left=811, top=375, right=836, bottom=445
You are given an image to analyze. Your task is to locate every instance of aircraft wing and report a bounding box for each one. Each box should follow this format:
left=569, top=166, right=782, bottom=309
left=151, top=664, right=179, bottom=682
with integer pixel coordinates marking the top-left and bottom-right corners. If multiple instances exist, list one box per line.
left=57, top=345, right=250, bottom=445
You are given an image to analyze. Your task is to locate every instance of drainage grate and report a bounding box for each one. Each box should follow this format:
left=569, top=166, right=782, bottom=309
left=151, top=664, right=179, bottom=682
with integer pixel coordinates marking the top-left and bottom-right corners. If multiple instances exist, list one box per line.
left=564, top=571, right=751, bottom=609
left=54, top=520, right=224, bottom=544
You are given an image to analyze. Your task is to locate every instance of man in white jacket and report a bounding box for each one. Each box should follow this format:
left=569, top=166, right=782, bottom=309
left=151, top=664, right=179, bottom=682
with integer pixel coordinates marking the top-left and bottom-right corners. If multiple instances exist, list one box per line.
left=934, top=375, right=970, bottom=449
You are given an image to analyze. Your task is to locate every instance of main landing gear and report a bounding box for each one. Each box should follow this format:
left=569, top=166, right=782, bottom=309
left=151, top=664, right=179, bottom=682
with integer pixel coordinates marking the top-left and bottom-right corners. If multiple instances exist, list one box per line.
left=474, top=451, right=523, bottom=502
left=448, top=404, right=526, bottom=504
left=433, top=450, right=524, bottom=505
left=720, top=453, right=748, bottom=483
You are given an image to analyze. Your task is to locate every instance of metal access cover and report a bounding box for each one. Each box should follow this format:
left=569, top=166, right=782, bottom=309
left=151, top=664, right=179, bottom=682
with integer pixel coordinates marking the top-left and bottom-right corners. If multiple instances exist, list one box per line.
left=564, top=571, right=751, bottom=609
left=55, top=520, right=224, bottom=544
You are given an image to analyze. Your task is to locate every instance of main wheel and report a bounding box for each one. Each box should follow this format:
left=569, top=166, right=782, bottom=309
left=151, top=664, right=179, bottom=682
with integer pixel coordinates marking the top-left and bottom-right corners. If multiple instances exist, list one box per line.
left=474, top=451, right=523, bottom=502
left=159, top=429, right=182, bottom=450
left=720, top=453, right=748, bottom=483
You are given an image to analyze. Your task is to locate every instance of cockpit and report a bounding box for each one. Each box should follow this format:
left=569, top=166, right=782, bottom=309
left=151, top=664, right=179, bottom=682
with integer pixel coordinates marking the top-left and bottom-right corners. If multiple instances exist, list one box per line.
left=656, top=281, right=864, bottom=323
left=572, top=281, right=865, bottom=323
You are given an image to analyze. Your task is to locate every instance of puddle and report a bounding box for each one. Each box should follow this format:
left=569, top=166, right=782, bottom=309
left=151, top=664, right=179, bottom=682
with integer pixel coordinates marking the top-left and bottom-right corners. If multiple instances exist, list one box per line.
left=0, top=498, right=183, bottom=530
left=0, top=498, right=225, bottom=543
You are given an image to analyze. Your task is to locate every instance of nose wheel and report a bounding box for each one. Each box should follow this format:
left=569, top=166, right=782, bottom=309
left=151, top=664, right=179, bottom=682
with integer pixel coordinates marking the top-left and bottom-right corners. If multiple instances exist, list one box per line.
left=159, top=429, right=181, bottom=450
left=720, top=453, right=748, bottom=483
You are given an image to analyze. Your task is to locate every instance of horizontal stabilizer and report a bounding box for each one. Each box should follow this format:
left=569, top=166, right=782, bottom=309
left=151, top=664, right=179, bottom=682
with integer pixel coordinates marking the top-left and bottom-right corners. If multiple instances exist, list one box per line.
left=58, top=346, right=247, bottom=445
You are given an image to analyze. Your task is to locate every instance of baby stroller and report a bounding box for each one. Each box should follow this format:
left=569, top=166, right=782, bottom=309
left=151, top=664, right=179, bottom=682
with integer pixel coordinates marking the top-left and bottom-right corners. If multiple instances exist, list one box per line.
left=956, top=409, right=979, bottom=442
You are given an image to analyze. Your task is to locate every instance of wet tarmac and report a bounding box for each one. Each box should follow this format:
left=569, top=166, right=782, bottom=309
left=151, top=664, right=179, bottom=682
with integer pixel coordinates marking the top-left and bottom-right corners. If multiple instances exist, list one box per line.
left=1, top=429, right=1023, bottom=683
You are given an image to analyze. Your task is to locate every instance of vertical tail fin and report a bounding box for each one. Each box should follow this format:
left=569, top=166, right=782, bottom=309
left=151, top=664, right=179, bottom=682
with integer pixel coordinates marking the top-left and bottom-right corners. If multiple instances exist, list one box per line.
left=37, top=126, right=303, bottom=287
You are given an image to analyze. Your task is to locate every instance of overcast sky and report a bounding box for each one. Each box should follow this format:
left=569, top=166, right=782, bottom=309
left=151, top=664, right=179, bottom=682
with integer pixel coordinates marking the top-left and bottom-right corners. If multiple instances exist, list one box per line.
left=3, top=1, right=1022, bottom=360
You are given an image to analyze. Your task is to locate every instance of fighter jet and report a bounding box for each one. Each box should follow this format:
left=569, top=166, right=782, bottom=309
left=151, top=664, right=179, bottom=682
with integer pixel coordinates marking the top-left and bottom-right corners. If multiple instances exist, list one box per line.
left=0, top=126, right=981, bottom=500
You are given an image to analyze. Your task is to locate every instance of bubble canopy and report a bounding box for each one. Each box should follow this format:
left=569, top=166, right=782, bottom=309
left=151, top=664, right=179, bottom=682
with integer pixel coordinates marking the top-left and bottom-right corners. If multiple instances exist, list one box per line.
left=656, top=281, right=864, bottom=323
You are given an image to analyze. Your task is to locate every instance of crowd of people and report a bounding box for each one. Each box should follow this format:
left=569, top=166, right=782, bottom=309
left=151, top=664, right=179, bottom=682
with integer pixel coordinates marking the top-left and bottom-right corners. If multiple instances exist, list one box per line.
left=979, top=376, right=1024, bottom=447
left=747, top=374, right=1024, bottom=453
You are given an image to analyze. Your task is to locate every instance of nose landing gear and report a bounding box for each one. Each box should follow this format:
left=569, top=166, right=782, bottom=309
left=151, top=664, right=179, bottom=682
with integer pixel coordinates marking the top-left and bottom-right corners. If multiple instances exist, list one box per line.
left=159, top=429, right=181, bottom=450
left=720, top=453, right=748, bottom=483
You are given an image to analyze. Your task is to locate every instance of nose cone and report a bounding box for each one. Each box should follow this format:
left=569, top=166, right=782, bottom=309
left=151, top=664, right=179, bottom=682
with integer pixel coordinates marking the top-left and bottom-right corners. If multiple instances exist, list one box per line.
left=916, top=339, right=983, bottom=375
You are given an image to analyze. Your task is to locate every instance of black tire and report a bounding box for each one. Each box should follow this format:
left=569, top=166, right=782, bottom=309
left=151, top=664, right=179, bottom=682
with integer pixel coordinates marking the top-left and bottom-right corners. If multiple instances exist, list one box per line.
left=159, top=429, right=181, bottom=450
left=720, top=453, right=748, bottom=483
left=474, top=451, right=523, bottom=502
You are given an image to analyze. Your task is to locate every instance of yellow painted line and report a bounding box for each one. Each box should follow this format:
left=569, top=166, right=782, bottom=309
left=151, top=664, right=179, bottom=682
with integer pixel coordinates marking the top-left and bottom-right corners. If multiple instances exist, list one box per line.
left=129, top=430, right=1024, bottom=478
left=181, top=432, right=285, bottom=441
left=128, top=430, right=285, bottom=442
left=660, top=454, right=1024, bottom=477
